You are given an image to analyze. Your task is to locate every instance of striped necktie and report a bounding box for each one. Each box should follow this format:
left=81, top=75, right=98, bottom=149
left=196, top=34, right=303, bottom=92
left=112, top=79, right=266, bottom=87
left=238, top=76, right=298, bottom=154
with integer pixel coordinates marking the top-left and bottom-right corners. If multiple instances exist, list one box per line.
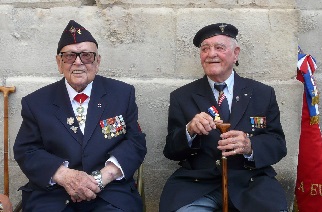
left=214, top=83, right=230, bottom=122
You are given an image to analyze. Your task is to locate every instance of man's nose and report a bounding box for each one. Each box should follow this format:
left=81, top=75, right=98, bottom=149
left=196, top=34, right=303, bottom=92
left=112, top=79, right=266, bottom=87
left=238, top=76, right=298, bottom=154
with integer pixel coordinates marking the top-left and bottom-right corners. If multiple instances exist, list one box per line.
left=208, top=47, right=218, bottom=57
left=73, top=55, right=83, bottom=64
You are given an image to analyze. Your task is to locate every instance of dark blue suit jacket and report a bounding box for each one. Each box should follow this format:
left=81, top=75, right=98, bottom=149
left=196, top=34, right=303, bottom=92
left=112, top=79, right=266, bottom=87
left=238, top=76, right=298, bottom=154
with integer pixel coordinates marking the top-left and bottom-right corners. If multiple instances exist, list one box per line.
left=13, top=75, right=147, bottom=211
left=159, top=73, right=287, bottom=212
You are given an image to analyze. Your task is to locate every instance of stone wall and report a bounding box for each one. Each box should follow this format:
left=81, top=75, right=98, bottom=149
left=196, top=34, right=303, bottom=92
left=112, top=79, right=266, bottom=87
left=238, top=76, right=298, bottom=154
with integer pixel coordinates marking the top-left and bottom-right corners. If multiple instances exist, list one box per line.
left=0, top=0, right=307, bottom=211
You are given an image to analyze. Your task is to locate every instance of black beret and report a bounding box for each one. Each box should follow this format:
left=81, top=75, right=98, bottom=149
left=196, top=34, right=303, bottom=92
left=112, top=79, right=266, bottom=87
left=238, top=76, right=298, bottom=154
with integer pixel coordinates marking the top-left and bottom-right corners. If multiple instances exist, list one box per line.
left=193, top=23, right=238, bottom=47
left=57, top=20, right=98, bottom=54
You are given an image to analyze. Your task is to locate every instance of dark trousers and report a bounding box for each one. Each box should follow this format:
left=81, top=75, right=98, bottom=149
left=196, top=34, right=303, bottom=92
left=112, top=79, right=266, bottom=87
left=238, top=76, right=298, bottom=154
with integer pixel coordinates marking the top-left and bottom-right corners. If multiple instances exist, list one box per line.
left=62, top=197, right=123, bottom=212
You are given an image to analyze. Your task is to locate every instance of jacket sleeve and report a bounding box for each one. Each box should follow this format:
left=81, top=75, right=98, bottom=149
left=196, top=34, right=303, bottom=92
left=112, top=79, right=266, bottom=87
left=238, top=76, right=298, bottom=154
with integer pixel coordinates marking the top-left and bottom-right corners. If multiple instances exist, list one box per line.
left=163, top=91, right=200, bottom=161
left=13, top=97, right=66, bottom=189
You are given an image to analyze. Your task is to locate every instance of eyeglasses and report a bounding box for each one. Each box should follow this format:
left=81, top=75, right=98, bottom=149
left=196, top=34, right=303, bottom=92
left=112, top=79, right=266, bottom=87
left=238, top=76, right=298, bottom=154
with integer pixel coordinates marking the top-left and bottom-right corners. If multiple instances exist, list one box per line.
left=59, top=52, right=97, bottom=64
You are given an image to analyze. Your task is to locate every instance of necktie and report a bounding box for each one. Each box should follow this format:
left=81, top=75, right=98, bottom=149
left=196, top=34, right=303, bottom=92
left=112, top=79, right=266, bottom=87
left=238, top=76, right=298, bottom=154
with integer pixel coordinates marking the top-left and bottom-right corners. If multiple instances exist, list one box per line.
left=214, top=83, right=230, bottom=122
left=74, top=93, right=88, bottom=125
left=74, top=93, right=88, bottom=104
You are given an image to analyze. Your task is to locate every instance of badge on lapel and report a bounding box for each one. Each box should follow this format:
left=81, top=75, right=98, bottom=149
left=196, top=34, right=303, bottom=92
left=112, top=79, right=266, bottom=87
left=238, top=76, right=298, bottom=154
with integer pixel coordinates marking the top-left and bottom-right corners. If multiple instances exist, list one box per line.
left=208, top=106, right=221, bottom=120
left=100, top=115, right=126, bottom=139
left=67, top=117, right=78, bottom=133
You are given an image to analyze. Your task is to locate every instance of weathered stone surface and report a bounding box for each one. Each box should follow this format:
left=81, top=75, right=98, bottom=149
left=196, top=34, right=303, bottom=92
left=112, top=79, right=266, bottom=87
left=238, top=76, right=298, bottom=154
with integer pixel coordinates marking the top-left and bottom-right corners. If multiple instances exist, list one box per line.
left=0, top=0, right=310, bottom=211
left=97, top=0, right=295, bottom=8
left=0, top=0, right=82, bottom=8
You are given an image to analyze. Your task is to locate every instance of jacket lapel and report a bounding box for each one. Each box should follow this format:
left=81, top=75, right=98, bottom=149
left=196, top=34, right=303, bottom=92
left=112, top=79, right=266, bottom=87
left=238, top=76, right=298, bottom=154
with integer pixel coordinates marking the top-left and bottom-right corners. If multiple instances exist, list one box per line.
left=230, top=73, right=253, bottom=129
left=191, top=76, right=219, bottom=117
left=83, top=76, right=107, bottom=147
left=53, top=79, right=83, bottom=145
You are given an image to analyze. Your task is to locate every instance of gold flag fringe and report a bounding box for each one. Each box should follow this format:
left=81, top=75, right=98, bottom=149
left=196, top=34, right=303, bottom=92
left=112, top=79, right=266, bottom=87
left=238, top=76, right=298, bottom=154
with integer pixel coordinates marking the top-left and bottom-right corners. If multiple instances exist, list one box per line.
left=293, top=196, right=299, bottom=212
left=312, top=95, right=319, bottom=105
left=310, top=115, right=319, bottom=125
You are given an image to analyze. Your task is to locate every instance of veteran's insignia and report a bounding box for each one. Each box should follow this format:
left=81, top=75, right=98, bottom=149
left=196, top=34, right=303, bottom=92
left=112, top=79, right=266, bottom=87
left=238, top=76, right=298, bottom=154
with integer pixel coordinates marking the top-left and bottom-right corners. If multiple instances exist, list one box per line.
left=250, top=116, right=266, bottom=129
left=208, top=106, right=221, bottom=120
left=100, top=115, right=126, bottom=139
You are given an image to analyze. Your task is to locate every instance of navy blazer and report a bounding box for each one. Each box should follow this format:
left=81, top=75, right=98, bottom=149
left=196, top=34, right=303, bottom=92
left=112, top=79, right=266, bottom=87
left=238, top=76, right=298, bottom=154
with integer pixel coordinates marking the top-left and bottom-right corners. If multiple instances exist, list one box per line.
left=159, top=73, right=287, bottom=212
left=14, top=75, right=147, bottom=211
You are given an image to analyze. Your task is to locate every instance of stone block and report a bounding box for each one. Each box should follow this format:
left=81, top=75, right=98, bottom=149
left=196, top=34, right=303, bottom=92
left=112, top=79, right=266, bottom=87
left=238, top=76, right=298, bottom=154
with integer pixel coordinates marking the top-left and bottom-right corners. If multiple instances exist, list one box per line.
left=296, top=0, right=322, bottom=10
left=239, top=0, right=296, bottom=8
left=0, top=6, right=102, bottom=76
left=97, top=0, right=237, bottom=7
left=176, top=8, right=298, bottom=80
left=298, top=10, right=322, bottom=77
left=99, top=7, right=177, bottom=79
left=0, top=0, right=82, bottom=8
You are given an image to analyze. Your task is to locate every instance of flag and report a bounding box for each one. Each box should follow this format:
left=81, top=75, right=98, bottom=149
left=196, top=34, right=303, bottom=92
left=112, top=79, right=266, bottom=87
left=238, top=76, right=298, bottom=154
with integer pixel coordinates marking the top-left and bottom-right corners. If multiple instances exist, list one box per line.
left=294, top=47, right=322, bottom=211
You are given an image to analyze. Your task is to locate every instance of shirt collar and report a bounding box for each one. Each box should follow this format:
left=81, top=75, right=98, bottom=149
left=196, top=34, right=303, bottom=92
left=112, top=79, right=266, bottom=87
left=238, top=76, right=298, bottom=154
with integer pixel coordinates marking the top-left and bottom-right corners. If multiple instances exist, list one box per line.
left=65, top=79, right=93, bottom=102
left=207, top=70, right=234, bottom=95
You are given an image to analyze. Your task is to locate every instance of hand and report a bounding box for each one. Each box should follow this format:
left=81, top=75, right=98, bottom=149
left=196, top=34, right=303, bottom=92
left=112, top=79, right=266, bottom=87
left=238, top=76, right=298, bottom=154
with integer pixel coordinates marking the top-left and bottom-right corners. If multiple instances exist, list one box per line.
left=100, top=162, right=122, bottom=187
left=217, top=130, right=252, bottom=157
left=187, top=112, right=222, bottom=136
left=52, top=166, right=100, bottom=202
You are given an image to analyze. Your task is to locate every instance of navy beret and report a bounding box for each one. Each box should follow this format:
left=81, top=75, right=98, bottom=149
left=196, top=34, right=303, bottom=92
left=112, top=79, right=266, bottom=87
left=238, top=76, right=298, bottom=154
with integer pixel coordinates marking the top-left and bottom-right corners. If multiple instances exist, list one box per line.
left=57, top=20, right=98, bottom=54
left=193, top=23, right=238, bottom=47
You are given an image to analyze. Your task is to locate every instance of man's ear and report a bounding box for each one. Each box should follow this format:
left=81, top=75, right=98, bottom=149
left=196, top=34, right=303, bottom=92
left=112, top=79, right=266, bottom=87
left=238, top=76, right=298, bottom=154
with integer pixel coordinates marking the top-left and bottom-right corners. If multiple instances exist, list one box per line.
left=95, top=54, right=101, bottom=74
left=234, top=46, right=240, bottom=63
left=56, top=55, right=63, bottom=74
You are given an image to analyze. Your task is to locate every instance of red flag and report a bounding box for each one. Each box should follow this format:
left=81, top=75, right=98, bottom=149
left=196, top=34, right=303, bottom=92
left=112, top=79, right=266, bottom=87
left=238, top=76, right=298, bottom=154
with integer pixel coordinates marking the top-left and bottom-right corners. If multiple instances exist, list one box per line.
left=295, top=50, right=322, bottom=211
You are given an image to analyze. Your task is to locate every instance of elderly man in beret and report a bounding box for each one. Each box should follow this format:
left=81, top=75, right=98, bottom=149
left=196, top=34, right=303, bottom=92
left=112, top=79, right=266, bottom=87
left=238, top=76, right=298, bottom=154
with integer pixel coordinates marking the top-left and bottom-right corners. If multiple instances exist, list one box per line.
left=13, top=20, right=146, bottom=211
left=159, top=23, right=288, bottom=212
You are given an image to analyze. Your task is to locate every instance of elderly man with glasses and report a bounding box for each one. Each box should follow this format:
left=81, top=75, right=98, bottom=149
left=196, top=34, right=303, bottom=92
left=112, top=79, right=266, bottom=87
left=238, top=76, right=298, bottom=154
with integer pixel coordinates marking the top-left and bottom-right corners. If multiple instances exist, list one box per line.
left=13, top=20, right=147, bottom=212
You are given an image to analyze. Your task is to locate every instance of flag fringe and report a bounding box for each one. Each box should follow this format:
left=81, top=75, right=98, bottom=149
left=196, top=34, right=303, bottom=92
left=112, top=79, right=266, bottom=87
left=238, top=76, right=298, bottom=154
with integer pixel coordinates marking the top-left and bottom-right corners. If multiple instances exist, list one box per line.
left=310, top=115, right=319, bottom=125
left=312, top=95, right=319, bottom=105
left=293, top=196, right=299, bottom=212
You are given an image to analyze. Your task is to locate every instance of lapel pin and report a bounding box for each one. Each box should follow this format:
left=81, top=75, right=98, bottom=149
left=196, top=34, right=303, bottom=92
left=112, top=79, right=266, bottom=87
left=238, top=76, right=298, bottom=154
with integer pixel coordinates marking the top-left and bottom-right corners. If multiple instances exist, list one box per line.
left=98, top=103, right=102, bottom=108
left=67, top=117, right=74, bottom=125
left=70, top=126, right=78, bottom=133
left=236, top=96, right=240, bottom=102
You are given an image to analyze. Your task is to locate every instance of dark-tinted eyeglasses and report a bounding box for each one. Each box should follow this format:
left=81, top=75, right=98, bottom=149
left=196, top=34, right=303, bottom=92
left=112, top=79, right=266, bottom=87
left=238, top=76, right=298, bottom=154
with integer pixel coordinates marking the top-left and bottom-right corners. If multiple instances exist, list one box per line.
left=59, top=52, right=96, bottom=64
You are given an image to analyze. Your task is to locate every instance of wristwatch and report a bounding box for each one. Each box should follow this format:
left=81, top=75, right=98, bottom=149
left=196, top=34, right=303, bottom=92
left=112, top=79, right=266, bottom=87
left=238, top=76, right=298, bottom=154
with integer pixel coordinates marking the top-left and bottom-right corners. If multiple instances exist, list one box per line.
left=91, top=170, right=105, bottom=190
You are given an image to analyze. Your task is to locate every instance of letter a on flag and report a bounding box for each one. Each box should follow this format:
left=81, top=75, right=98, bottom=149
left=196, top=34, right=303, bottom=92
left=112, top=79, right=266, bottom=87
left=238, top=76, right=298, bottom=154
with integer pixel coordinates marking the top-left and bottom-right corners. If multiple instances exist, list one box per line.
left=294, top=47, right=322, bottom=211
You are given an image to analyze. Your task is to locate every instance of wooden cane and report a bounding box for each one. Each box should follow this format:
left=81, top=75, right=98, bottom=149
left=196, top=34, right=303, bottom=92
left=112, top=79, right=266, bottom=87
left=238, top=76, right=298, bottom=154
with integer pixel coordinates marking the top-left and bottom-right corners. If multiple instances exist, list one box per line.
left=216, top=123, right=231, bottom=212
left=0, top=86, right=16, bottom=197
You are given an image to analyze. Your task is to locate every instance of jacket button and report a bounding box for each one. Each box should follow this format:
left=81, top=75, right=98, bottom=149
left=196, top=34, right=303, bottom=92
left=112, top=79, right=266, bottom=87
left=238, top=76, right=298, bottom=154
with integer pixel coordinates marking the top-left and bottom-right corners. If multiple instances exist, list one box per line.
left=65, top=200, right=69, bottom=204
left=216, top=160, right=221, bottom=166
left=250, top=178, right=254, bottom=182
left=194, top=179, right=199, bottom=182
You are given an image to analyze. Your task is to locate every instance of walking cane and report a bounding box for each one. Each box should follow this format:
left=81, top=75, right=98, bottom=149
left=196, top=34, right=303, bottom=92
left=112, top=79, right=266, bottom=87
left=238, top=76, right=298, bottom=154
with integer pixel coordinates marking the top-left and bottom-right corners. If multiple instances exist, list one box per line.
left=216, top=123, right=231, bottom=212
left=0, top=86, right=16, bottom=197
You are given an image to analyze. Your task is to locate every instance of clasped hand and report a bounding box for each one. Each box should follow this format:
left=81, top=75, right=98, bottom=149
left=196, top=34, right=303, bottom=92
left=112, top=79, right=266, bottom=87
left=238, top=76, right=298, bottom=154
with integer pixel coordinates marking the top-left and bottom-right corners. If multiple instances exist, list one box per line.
left=217, top=130, right=252, bottom=156
left=53, top=166, right=100, bottom=202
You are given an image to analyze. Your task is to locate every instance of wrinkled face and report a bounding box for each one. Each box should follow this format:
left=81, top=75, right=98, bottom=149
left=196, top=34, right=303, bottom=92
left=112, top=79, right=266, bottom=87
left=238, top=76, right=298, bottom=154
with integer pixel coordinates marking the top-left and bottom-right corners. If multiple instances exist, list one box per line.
left=56, top=42, right=101, bottom=92
left=200, top=35, right=240, bottom=82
